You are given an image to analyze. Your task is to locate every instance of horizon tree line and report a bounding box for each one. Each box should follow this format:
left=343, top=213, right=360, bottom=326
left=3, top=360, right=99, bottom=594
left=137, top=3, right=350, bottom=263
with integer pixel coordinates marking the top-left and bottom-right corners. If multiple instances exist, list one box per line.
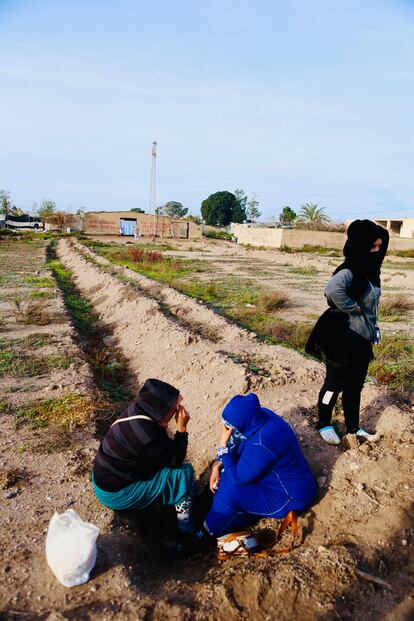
left=1, top=187, right=335, bottom=229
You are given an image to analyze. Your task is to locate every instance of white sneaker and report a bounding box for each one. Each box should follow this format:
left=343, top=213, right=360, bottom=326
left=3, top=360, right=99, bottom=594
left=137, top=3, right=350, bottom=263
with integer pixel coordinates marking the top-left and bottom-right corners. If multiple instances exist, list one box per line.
left=319, top=426, right=341, bottom=445
left=356, top=428, right=380, bottom=442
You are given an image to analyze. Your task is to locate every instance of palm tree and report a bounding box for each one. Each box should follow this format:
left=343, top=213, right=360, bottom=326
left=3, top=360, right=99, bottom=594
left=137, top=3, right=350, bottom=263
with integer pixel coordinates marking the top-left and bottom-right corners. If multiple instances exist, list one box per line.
left=297, top=202, right=330, bottom=225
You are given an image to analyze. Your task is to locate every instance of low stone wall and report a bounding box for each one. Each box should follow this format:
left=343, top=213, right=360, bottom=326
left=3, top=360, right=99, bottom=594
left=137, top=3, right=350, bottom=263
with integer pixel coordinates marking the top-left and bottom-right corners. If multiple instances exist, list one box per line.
left=281, top=229, right=345, bottom=249
left=388, top=237, right=414, bottom=251
left=232, top=224, right=414, bottom=252
left=232, top=224, right=283, bottom=248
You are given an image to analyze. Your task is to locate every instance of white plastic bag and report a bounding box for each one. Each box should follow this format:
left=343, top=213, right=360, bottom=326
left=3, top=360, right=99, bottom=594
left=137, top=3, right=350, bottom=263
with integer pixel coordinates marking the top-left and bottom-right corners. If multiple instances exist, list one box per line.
left=45, top=509, right=99, bottom=587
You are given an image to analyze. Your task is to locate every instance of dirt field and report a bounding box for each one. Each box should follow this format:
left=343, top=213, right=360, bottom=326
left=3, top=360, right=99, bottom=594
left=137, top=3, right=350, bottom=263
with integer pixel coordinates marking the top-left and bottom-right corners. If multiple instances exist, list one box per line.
left=93, top=235, right=414, bottom=337
left=1, top=235, right=413, bottom=621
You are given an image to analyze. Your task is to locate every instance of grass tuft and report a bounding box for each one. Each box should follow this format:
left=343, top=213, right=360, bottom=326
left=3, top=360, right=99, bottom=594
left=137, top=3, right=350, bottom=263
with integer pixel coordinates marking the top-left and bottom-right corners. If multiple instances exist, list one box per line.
left=380, top=294, right=414, bottom=317
left=258, top=291, right=290, bottom=311
left=11, top=298, right=51, bottom=325
left=265, top=321, right=312, bottom=350
left=288, top=266, right=318, bottom=276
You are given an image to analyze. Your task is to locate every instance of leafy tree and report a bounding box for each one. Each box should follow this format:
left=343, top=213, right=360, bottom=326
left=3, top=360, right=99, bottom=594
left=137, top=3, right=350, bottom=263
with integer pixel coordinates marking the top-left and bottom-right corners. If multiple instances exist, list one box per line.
left=279, top=206, right=297, bottom=225
left=130, top=208, right=145, bottom=213
left=37, top=199, right=56, bottom=222
left=232, top=188, right=247, bottom=223
left=0, top=189, right=21, bottom=217
left=201, top=191, right=239, bottom=226
left=0, top=189, right=11, bottom=215
left=164, top=201, right=188, bottom=218
left=155, top=205, right=165, bottom=216
left=246, top=193, right=261, bottom=222
left=297, top=202, right=330, bottom=225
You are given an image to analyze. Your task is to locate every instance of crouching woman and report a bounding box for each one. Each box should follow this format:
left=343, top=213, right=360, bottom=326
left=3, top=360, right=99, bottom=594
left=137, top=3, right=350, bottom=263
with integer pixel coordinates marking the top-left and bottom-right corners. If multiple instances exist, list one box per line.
left=204, top=393, right=316, bottom=537
left=92, top=378, right=195, bottom=535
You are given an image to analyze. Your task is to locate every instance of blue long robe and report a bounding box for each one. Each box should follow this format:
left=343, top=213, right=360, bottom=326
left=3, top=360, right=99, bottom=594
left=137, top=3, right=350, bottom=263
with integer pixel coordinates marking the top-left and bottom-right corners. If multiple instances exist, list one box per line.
left=204, top=394, right=317, bottom=536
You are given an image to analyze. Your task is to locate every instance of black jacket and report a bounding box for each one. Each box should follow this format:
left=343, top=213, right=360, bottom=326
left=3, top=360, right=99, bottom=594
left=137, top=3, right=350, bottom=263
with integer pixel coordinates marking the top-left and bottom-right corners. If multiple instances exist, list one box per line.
left=93, top=379, right=187, bottom=492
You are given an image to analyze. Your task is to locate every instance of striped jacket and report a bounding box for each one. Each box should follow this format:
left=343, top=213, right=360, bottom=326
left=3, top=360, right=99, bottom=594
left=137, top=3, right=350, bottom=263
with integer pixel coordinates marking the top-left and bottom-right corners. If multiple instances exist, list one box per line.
left=93, top=400, right=188, bottom=492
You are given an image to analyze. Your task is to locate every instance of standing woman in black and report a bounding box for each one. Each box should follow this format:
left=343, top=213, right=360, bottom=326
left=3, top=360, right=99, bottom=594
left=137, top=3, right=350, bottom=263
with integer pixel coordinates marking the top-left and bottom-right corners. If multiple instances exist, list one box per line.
left=308, top=220, right=389, bottom=445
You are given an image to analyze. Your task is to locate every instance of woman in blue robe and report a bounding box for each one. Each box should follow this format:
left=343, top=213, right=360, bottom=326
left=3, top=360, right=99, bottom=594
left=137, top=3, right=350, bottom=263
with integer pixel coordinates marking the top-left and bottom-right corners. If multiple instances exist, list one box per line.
left=204, top=393, right=317, bottom=537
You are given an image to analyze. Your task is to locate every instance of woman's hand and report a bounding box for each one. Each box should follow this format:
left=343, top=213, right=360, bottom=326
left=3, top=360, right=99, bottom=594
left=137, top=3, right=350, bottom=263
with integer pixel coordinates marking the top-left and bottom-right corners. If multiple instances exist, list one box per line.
left=220, top=423, right=234, bottom=447
left=209, top=460, right=223, bottom=493
left=175, top=405, right=190, bottom=433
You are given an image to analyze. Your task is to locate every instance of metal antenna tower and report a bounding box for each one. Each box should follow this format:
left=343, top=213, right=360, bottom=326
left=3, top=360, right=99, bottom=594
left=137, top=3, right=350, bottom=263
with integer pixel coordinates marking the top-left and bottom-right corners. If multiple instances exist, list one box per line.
left=149, top=140, right=157, bottom=235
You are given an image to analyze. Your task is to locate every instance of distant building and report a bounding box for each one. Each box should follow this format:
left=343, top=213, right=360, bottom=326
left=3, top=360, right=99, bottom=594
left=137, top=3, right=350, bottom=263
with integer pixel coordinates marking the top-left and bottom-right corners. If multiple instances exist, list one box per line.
left=81, top=211, right=202, bottom=238
left=374, top=218, right=414, bottom=238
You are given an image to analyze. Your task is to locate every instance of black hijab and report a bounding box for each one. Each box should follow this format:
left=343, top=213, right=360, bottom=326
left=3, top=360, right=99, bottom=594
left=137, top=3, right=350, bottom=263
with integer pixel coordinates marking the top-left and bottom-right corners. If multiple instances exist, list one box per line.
left=333, top=219, right=389, bottom=299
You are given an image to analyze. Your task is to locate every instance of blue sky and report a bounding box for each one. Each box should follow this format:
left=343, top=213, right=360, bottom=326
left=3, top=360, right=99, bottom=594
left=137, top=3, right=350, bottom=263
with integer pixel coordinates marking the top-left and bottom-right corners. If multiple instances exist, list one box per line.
left=1, top=0, right=414, bottom=221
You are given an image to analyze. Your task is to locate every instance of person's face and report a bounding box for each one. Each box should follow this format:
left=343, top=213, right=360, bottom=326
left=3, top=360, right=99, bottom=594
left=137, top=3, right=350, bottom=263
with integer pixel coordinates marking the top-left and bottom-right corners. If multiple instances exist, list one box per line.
left=159, top=394, right=183, bottom=428
left=370, top=238, right=382, bottom=253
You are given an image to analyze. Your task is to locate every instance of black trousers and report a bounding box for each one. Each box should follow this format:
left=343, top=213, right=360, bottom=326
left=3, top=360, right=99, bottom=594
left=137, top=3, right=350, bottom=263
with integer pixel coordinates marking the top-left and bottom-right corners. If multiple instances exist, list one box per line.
left=317, top=330, right=373, bottom=434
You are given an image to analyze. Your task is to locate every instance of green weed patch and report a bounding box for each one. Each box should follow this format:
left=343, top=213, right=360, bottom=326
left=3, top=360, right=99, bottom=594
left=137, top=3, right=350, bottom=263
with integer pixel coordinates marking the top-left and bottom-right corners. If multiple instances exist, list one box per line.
left=288, top=266, right=318, bottom=276
left=0, top=333, right=56, bottom=350
left=30, top=290, right=56, bottom=299
left=204, top=230, right=232, bottom=240
left=23, top=276, right=55, bottom=288
left=281, top=244, right=341, bottom=256
left=388, top=249, right=414, bottom=258
left=0, top=350, right=70, bottom=378
left=14, top=393, right=92, bottom=430
left=369, top=334, right=414, bottom=389
left=48, top=258, right=97, bottom=331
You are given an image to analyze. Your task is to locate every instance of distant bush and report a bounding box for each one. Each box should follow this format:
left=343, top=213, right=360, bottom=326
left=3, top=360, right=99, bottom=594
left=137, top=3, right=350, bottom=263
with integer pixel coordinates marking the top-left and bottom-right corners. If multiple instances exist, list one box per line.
left=128, top=248, right=164, bottom=263
left=204, top=230, right=232, bottom=240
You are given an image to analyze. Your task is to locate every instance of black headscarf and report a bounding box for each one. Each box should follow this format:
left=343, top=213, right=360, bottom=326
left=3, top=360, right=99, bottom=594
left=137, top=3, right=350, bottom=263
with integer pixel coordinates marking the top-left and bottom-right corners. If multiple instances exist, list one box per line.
left=333, top=219, right=389, bottom=299
left=134, top=378, right=179, bottom=422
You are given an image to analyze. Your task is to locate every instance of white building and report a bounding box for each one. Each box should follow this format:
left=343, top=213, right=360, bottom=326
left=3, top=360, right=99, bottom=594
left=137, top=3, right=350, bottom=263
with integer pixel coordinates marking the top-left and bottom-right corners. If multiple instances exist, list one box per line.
left=374, top=218, right=414, bottom=238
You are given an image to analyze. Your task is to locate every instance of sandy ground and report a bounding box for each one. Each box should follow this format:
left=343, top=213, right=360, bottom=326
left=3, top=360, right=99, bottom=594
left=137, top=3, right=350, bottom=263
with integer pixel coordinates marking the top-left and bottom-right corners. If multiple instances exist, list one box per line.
left=0, top=237, right=413, bottom=620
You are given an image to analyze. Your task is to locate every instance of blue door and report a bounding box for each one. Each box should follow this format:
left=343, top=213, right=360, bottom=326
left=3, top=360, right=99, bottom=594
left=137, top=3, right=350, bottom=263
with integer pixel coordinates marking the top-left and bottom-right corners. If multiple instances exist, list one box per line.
left=120, top=218, right=137, bottom=236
